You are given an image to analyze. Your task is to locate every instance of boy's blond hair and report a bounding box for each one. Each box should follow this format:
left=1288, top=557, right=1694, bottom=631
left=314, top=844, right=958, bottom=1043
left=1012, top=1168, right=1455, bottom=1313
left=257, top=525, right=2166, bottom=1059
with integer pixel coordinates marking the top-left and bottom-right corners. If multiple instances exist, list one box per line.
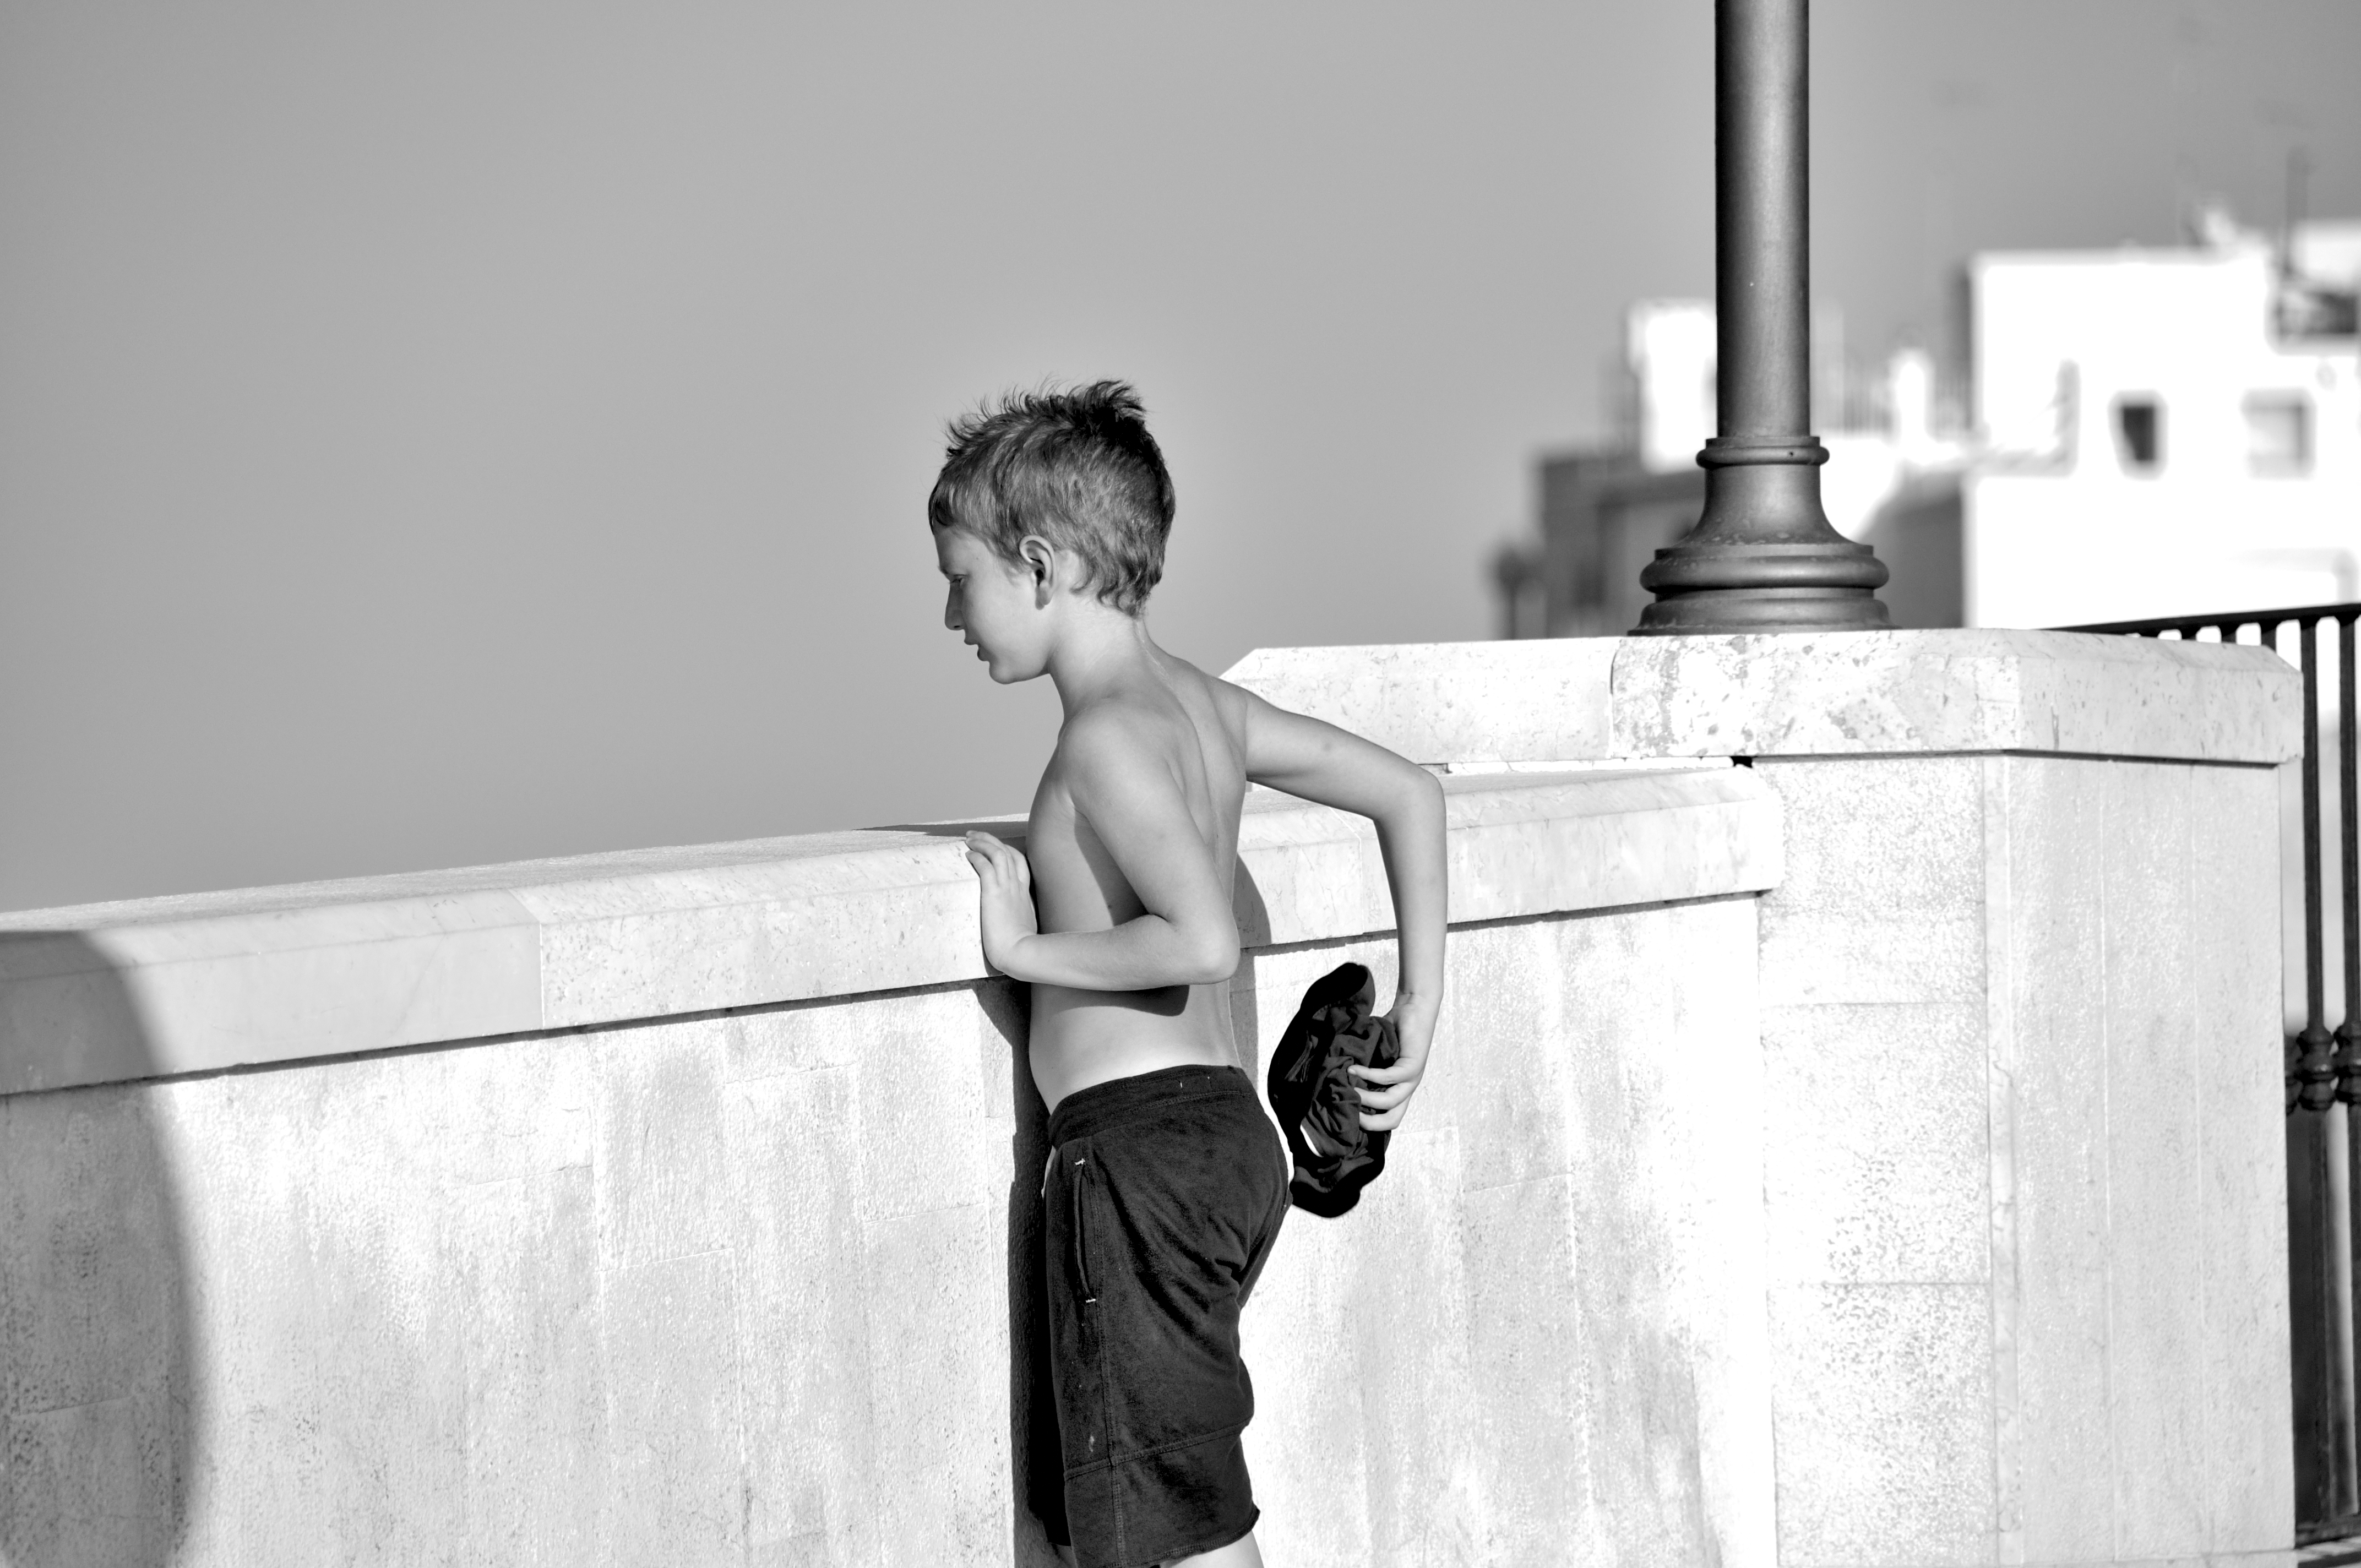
left=926, top=380, right=1175, bottom=616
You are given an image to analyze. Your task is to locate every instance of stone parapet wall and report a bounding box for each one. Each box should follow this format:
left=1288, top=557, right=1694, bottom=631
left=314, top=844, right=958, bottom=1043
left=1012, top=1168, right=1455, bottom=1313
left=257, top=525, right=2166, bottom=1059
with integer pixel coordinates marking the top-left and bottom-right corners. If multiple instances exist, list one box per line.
left=0, top=766, right=1781, bottom=1566
left=0, top=767, right=1775, bottom=1097
left=0, top=629, right=2305, bottom=1567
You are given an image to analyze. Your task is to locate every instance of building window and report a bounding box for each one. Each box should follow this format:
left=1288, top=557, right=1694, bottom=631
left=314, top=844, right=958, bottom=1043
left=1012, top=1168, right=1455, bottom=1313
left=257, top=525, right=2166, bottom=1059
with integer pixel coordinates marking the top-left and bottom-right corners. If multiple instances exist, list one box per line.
left=2114, top=396, right=2163, bottom=472
left=2245, top=393, right=2313, bottom=475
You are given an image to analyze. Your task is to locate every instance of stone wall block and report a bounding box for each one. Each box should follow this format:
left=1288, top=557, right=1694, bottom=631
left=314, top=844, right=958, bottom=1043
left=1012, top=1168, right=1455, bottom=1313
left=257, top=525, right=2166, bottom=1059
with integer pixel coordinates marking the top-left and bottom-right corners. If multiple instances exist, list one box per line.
left=849, top=989, right=991, bottom=1226
left=861, top=1202, right=1007, bottom=1565
left=2191, top=761, right=2298, bottom=1553
left=166, top=1052, right=474, bottom=1564
left=439, top=1032, right=591, bottom=1188
left=1752, top=755, right=1984, bottom=916
left=162, top=1072, right=330, bottom=1564
left=2, top=1389, right=175, bottom=1566
left=1429, top=921, right=1570, bottom=1195
left=1564, top=1010, right=1715, bottom=1562
left=724, top=1064, right=879, bottom=1562
left=721, top=995, right=878, bottom=1085
left=1241, top=1184, right=1379, bottom=1568
left=2101, top=761, right=2210, bottom=1558
left=1244, top=911, right=1771, bottom=1568
left=1761, top=1001, right=1989, bottom=1287
left=1345, top=1121, right=1481, bottom=1567
left=1600, top=631, right=2301, bottom=765
left=592, top=1018, right=729, bottom=1271
left=973, top=978, right=1031, bottom=1133
left=1766, top=1283, right=1993, bottom=1567
left=0, top=1090, right=178, bottom=1417
left=282, top=1057, right=469, bottom=1564
left=1756, top=757, right=1985, bottom=1008
left=1672, top=911, right=1776, bottom=1568
left=0, top=901, right=542, bottom=1096
left=2000, top=757, right=2114, bottom=1561
left=0, top=934, right=181, bottom=1096
left=450, top=1168, right=605, bottom=1564
left=1461, top=1174, right=1600, bottom=1567
left=1231, top=632, right=2300, bottom=772
left=522, top=840, right=992, bottom=1030
left=599, top=1247, right=744, bottom=1567
left=1608, top=633, right=2017, bottom=759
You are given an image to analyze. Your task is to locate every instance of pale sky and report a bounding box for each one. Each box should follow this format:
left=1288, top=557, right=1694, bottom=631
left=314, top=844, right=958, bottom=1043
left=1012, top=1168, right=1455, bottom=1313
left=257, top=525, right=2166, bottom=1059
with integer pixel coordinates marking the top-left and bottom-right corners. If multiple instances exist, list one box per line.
left=4, top=1, right=2357, bottom=913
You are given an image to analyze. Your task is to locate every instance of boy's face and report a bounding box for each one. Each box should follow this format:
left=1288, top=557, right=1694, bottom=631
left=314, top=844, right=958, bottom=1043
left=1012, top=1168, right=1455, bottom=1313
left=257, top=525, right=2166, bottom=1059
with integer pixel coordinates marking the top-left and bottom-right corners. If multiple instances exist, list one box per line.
left=934, top=525, right=1049, bottom=684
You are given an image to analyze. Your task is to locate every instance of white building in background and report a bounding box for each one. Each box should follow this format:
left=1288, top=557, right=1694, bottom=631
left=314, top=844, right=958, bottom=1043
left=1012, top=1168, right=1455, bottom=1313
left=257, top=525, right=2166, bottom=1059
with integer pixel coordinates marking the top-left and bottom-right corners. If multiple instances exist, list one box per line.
left=1968, top=217, right=2361, bottom=628
left=1503, top=215, right=2361, bottom=639
left=1625, top=301, right=1717, bottom=473
left=1619, top=297, right=1970, bottom=542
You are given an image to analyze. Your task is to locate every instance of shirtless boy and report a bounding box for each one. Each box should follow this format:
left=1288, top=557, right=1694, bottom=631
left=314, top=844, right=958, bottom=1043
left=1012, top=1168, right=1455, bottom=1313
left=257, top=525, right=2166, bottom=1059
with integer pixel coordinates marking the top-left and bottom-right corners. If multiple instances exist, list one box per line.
left=930, top=382, right=1446, bottom=1568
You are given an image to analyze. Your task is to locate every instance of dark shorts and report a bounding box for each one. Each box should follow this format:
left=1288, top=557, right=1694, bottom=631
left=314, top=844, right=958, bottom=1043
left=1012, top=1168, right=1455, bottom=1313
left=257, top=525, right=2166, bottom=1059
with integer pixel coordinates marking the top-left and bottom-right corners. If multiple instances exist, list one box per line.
left=1040, top=1064, right=1290, bottom=1568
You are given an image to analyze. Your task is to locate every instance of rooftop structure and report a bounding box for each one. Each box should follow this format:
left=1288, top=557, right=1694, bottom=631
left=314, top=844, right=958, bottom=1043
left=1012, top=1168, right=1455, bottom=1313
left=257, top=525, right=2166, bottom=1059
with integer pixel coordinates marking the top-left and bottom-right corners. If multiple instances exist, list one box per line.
left=1971, top=216, right=2361, bottom=628
left=1502, top=215, right=2361, bottom=637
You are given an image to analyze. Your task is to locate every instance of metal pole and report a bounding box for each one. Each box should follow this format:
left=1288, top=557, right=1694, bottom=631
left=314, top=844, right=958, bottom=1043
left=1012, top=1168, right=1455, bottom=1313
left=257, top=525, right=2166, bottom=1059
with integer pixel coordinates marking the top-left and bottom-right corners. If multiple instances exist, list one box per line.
left=1634, top=0, right=1891, bottom=634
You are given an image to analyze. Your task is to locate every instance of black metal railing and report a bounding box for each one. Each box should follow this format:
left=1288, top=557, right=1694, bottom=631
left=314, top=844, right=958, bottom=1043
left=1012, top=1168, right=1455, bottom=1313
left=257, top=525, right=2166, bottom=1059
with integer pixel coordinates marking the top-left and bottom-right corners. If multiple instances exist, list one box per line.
left=2062, top=603, right=2361, bottom=1542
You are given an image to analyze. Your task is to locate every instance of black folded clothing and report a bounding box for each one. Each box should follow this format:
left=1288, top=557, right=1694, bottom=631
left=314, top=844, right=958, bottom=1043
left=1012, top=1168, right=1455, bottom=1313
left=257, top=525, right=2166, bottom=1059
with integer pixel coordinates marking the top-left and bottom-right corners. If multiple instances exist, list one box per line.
left=1265, top=961, right=1401, bottom=1218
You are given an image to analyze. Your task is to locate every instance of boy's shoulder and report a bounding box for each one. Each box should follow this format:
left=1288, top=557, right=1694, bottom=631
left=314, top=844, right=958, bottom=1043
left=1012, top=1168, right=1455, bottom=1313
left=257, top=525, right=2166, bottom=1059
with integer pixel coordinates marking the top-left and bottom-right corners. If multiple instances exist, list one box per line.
left=1050, top=688, right=1188, bottom=778
left=1048, top=662, right=1250, bottom=782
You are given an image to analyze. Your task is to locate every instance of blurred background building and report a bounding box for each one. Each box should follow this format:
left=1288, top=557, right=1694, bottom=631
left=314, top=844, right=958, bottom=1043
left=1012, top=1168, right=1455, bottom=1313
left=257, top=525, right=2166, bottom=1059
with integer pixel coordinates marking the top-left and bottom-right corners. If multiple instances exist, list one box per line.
left=1498, top=208, right=2361, bottom=636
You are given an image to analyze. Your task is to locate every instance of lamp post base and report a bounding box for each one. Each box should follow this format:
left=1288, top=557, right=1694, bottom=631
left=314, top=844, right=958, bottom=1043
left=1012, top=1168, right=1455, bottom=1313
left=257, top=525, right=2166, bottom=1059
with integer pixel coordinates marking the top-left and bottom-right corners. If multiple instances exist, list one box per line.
left=1634, top=542, right=1893, bottom=635
left=1634, top=439, right=1892, bottom=635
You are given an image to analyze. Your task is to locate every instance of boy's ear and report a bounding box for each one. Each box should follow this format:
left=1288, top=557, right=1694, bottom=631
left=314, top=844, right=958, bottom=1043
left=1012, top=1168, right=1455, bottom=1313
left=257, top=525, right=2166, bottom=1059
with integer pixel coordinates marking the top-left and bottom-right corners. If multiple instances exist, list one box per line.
left=1018, top=536, right=1057, bottom=607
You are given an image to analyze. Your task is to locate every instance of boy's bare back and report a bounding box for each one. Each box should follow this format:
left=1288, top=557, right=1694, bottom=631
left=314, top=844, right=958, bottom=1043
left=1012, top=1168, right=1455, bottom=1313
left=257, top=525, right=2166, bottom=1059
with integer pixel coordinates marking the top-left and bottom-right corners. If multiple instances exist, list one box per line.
left=1022, top=650, right=1250, bottom=1110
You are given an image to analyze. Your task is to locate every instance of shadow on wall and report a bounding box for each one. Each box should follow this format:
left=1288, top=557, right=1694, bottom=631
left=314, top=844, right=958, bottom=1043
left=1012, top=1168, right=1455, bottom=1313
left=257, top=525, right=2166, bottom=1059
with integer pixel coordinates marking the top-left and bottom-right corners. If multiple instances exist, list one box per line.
left=0, top=934, right=198, bottom=1568
left=980, top=975, right=1062, bottom=1568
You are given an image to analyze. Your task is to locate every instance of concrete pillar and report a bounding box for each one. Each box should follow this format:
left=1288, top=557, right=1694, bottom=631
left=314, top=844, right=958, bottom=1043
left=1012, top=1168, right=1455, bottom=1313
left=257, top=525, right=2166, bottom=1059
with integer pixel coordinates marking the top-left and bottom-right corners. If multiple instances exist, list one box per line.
left=1230, top=627, right=2304, bottom=1566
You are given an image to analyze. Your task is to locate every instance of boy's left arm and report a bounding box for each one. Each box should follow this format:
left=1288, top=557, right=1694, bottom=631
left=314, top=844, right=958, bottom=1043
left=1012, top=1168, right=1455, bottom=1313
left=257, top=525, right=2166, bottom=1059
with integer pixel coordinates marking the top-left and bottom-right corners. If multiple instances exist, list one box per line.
left=1234, top=686, right=1447, bottom=1131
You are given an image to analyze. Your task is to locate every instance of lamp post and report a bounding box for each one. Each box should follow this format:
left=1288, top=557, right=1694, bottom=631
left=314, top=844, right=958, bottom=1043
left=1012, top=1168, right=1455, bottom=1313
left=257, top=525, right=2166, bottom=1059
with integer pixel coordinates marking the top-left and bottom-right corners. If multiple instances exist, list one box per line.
left=1634, top=0, right=1890, bottom=634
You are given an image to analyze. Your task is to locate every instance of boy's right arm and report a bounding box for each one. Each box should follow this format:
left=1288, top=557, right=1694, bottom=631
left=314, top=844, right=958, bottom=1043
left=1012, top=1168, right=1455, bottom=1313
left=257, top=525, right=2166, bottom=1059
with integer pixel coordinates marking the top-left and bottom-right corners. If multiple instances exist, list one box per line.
left=1234, top=684, right=1447, bottom=1130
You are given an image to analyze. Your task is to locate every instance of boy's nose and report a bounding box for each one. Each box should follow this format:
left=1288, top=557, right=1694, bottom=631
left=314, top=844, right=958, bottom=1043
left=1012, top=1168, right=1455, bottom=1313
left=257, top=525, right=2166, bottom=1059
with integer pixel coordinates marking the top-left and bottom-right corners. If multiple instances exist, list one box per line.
left=943, top=591, right=961, bottom=631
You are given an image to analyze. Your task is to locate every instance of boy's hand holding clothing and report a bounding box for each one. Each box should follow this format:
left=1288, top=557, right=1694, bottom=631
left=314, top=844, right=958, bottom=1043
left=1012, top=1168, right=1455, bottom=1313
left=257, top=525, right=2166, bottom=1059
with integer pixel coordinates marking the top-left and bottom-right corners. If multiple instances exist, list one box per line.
left=1357, top=990, right=1439, bottom=1131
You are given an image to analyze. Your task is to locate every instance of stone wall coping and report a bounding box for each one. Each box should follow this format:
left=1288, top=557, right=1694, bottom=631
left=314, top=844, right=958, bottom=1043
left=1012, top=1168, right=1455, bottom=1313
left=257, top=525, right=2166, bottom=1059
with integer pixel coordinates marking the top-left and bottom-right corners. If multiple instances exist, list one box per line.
left=0, top=765, right=1779, bottom=1097
left=1225, top=628, right=2303, bottom=767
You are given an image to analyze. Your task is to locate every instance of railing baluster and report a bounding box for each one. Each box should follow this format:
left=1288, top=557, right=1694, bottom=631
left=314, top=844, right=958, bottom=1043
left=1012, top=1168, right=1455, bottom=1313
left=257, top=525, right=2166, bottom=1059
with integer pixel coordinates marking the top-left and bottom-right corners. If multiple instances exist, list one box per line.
left=2338, top=613, right=2361, bottom=1529
left=2303, top=617, right=2335, bottom=1108
left=2328, top=613, right=2361, bottom=1520
left=2338, top=612, right=2360, bottom=1102
left=2292, top=614, right=2341, bottom=1523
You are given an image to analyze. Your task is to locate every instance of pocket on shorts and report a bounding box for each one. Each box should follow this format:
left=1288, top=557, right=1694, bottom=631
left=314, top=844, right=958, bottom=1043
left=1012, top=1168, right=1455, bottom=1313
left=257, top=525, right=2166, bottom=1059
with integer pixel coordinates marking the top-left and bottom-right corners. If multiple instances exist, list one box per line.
left=1068, top=1149, right=1098, bottom=1305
